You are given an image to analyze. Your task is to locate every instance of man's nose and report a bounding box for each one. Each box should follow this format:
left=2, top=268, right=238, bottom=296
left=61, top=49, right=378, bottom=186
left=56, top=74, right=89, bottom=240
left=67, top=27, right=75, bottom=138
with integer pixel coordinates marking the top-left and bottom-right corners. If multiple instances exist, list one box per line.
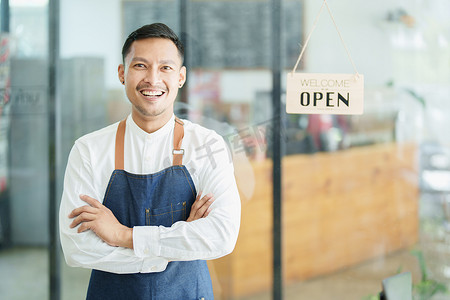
left=145, top=68, right=162, bottom=84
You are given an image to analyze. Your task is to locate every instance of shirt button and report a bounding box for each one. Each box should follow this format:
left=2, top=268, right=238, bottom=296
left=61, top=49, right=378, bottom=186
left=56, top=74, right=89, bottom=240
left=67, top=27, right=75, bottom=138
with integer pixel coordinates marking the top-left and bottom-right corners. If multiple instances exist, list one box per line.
left=144, top=248, right=149, bottom=254
left=151, top=266, right=157, bottom=271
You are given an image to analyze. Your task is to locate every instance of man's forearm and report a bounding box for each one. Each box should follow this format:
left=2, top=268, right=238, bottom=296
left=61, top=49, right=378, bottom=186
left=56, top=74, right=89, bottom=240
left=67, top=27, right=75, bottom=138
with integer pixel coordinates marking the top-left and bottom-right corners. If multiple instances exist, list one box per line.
left=70, top=194, right=134, bottom=249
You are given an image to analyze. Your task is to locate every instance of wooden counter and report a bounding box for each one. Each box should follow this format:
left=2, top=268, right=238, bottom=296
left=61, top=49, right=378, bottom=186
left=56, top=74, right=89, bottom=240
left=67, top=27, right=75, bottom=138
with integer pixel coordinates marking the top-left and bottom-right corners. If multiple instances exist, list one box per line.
left=209, top=142, right=419, bottom=299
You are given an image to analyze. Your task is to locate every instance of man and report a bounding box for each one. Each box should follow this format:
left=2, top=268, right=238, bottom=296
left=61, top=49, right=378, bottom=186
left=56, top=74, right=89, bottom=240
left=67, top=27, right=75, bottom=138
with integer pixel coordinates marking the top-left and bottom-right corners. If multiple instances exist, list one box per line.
left=59, top=23, right=241, bottom=299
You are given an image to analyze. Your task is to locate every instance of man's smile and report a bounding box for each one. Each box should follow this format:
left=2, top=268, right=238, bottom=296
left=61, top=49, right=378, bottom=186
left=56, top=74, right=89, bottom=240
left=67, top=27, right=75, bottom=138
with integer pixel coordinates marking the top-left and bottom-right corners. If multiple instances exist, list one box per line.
left=137, top=82, right=168, bottom=99
left=140, top=89, right=165, bottom=97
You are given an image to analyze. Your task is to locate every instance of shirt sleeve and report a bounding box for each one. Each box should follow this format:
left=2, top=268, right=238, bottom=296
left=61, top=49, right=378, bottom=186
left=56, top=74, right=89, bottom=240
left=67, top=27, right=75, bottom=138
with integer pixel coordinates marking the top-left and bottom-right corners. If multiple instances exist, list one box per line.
left=59, top=141, right=169, bottom=274
left=133, top=133, right=241, bottom=261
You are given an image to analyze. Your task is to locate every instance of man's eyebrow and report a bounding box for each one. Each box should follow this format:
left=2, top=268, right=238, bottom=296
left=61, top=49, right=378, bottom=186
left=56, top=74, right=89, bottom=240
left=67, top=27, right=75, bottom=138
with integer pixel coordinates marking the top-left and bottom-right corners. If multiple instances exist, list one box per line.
left=130, top=57, right=178, bottom=65
left=130, top=57, right=149, bottom=64
left=159, top=59, right=178, bottom=65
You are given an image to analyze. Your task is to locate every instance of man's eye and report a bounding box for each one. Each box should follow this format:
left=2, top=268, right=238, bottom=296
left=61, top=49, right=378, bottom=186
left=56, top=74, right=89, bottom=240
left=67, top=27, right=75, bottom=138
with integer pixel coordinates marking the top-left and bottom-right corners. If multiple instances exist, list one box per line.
left=162, top=66, right=172, bottom=71
left=134, top=63, right=145, bottom=68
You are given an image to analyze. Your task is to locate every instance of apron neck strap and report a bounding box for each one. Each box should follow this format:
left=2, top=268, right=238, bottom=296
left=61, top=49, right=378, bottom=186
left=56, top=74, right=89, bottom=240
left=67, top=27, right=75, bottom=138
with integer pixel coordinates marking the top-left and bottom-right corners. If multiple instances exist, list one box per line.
left=172, top=117, right=184, bottom=166
left=114, top=117, right=185, bottom=170
left=115, top=119, right=126, bottom=170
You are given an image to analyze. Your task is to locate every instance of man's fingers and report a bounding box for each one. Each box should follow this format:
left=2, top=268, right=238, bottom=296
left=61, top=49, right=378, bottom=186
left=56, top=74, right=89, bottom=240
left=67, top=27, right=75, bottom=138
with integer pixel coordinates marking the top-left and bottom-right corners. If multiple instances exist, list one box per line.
left=195, top=191, right=203, bottom=202
left=191, top=194, right=213, bottom=214
left=193, top=193, right=213, bottom=208
left=204, top=206, right=212, bottom=217
left=200, top=197, right=214, bottom=217
left=79, top=194, right=102, bottom=208
left=68, top=205, right=97, bottom=218
left=187, top=194, right=215, bottom=222
left=70, top=210, right=97, bottom=228
left=68, top=194, right=103, bottom=228
left=77, top=222, right=91, bottom=233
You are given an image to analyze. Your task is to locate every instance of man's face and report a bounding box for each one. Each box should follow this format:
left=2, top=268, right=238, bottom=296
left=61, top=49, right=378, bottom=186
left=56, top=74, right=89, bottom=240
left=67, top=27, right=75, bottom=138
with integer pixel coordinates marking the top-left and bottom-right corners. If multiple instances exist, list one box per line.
left=118, top=38, right=185, bottom=126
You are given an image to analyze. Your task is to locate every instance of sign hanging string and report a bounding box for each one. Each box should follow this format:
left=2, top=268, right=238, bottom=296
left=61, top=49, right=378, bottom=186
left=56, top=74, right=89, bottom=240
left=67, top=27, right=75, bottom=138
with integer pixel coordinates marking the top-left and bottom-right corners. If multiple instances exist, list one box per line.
left=291, top=0, right=359, bottom=76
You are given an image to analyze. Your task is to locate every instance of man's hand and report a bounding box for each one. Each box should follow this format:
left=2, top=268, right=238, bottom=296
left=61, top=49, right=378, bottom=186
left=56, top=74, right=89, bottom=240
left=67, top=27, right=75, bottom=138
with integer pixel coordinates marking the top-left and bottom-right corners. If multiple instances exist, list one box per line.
left=69, top=195, right=133, bottom=249
left=187, top=192, right=215, bottom=222
left=69, top=192, right=214, bottom=247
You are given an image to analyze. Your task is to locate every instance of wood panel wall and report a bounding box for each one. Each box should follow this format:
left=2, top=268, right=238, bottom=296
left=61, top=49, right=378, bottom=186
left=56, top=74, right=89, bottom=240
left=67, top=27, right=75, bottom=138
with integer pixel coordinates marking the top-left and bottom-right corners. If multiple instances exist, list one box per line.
left=209, top=142, right=419, bottom=299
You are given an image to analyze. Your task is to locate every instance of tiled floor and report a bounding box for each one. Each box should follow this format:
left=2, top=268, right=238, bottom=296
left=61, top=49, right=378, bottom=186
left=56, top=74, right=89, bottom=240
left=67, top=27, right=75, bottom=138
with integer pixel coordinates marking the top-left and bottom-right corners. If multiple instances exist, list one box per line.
left=0, top=245, right=436, bottom=300
left=0, top=247, right=90, bottom=300
left=240, top=249, right=422, bottom=300
left=0, top=247, right=50, bottom=300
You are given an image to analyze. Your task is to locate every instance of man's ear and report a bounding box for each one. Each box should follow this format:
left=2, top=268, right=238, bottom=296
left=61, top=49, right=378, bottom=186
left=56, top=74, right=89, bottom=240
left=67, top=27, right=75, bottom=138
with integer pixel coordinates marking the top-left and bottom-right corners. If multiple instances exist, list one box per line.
left=118, top=64, right=125, bottom=84
left=179, top=66, right=187, bottom=87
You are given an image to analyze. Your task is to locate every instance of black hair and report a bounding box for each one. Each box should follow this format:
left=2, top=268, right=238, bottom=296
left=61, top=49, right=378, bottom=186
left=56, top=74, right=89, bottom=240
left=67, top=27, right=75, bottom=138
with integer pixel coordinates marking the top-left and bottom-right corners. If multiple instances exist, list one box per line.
left=121, top=23, right=184, bottom=63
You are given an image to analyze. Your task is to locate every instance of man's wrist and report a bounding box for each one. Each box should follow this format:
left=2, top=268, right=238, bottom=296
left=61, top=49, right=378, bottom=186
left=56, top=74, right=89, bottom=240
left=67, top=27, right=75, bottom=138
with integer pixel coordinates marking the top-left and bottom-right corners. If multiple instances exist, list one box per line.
left=117, top=226, right=133, bottom=249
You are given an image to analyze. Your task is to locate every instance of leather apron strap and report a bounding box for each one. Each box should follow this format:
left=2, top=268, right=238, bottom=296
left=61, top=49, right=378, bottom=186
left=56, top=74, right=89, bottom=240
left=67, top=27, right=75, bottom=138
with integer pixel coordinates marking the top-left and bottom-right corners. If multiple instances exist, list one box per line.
left=172, top=117, right=184, bottom=166
left=115, top=119, right=126, bottom=170
left=114, top=117, right=185, bottom=170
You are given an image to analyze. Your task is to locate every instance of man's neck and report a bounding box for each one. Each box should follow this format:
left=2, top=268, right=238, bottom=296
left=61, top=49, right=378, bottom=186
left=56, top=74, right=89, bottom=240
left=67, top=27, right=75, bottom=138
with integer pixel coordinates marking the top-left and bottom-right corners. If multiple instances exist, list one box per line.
left=131, top=111, right=173, bottom=134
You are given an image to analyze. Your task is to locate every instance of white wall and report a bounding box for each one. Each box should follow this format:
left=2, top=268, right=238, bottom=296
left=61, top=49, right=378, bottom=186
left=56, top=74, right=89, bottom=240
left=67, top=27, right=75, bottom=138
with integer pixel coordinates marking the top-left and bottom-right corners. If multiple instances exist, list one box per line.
left=60, top=0, right=398, bottom=90
left=60, top=0, right=123, bottom=89
left=302, top=0, right=396, bottom=86
left=59, top=0, right=450, bottom=103
left=303, top=0, right=450, bottom=87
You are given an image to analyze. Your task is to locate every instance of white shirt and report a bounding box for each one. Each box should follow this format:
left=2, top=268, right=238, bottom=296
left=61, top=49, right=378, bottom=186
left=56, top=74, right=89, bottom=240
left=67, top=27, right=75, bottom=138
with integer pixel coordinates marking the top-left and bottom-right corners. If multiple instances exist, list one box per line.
left=59, top=114, right=241, bottom=274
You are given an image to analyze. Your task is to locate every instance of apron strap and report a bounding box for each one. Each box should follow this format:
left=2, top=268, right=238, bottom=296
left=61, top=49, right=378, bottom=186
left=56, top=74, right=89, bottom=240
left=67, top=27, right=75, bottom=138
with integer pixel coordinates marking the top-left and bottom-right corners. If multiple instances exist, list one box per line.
left=114, top=117, right=185, bottom=170
left=173, top=117, right=185, bottom=166
left=115, top=119, right=127, bottom=170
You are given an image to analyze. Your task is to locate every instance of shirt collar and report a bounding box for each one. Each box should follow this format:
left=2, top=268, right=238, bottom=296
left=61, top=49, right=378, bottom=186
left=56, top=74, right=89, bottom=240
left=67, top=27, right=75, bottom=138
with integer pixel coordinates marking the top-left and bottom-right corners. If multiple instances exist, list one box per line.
left=126, top=114, right=175, bottom=140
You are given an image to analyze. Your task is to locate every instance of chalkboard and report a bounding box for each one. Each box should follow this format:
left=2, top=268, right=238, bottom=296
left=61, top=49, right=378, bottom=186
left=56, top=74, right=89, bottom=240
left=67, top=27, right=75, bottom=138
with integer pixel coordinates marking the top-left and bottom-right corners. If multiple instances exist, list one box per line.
left=123, top=0, right=179, bottom=38
left=123, top=0, right=303, bottom=69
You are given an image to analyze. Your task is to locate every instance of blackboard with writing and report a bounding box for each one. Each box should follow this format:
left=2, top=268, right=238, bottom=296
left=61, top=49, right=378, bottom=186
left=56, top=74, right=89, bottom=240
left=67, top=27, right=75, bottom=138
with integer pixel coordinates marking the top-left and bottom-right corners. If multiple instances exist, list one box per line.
left=123, top=0, right=179, bottom=38
left=123, top=0, right=303, bottom=69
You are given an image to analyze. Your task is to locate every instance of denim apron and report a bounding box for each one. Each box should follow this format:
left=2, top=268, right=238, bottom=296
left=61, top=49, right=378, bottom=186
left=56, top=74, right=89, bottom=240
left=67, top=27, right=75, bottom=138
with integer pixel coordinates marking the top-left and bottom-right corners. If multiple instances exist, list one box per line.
left=86, top=118, right=213, bottom=300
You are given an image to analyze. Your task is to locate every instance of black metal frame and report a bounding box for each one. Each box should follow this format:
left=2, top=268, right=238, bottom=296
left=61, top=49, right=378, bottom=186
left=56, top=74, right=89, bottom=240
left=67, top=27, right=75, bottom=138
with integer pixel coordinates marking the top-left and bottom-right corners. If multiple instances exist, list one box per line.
left=1, top=0, right=9, bottom=32
left=271, top=0, right=283, bottom=298
left=2, top=0, right=285, bottom=298
left=0, top=0, right=11, bottom=251
left=48, top=0, right=60, bottom=299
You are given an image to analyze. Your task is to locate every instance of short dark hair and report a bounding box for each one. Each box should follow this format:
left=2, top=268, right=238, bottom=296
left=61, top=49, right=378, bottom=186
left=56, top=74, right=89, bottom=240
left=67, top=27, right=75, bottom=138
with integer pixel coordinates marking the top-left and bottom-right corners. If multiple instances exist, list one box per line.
left=121, top=23, right=184, bottom=63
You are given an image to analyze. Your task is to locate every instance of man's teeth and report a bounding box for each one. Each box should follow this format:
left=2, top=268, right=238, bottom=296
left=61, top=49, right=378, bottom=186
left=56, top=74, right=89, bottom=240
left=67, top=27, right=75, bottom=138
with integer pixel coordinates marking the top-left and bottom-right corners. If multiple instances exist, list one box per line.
left=142, top=90, right=163, bottom=96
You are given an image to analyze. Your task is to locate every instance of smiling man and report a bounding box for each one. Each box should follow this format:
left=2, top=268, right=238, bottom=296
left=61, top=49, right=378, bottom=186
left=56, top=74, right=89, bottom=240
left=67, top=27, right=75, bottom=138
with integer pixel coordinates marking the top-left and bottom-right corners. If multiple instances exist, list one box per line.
left=120, top=34, right=185, bottom=132
left=59, top=23, right=241, bottom=300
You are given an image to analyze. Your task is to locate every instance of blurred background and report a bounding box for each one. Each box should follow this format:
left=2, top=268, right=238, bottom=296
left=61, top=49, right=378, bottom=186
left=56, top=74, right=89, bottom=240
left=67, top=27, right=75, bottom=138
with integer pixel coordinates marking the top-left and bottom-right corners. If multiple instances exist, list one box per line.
left=0, top=0, right=450, bottom=299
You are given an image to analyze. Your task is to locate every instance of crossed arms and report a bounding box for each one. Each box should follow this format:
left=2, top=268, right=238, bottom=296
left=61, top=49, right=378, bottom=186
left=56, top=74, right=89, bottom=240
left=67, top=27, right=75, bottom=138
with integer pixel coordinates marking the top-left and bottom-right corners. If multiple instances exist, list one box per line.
left=68, top=192, right=215, bottom=249
left=59, top=135, right=241, bottom=274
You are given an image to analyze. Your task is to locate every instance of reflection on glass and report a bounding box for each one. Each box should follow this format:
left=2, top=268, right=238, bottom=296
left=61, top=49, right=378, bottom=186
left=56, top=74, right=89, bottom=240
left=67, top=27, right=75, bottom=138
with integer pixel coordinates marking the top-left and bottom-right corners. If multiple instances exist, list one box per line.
left=1, top=0, right=449, bottom=299
left=0, top=0, right=50, bottom=299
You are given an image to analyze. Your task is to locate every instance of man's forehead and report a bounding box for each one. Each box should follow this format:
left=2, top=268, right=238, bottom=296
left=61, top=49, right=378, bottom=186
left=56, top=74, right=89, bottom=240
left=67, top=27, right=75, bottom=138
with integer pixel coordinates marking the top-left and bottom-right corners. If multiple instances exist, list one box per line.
left=125, top=38, right=182, bottom=64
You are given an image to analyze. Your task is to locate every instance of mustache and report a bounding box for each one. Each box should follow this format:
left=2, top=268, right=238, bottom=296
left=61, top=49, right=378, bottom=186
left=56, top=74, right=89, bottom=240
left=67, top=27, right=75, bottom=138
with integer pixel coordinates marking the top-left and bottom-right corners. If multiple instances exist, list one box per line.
left=136, top=83, right=167, bottom=92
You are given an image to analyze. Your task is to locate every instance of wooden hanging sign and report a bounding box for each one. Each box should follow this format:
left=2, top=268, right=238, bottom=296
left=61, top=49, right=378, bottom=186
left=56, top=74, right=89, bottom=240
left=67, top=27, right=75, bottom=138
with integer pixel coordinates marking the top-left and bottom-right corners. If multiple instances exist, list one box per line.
left=286, top=0, right=364, bottom=115
left=286, top=73, right=364, bottom=115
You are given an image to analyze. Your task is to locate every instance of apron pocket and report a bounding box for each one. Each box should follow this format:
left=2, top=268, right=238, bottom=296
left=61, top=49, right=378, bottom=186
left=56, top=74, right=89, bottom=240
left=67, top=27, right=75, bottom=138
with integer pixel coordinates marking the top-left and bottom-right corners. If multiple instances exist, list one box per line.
left=145, top=201, right=187, bottom=226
